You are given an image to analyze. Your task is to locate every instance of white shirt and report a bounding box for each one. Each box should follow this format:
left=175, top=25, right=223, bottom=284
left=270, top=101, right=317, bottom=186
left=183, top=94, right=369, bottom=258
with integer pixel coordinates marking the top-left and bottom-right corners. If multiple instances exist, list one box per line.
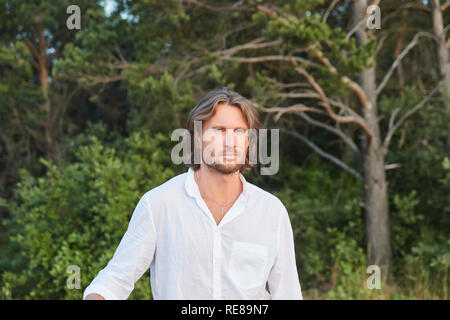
left=83, top=167, right=303, bottom=300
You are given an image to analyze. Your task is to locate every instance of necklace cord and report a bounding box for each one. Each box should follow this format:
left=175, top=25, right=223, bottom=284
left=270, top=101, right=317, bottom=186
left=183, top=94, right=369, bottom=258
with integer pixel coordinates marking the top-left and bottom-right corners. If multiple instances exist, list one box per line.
left=195, top=171, right=238, bottom=208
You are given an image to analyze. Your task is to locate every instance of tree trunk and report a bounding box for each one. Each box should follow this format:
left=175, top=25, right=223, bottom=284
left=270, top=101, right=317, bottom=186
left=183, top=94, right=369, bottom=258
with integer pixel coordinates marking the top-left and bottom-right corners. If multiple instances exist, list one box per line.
left=429, top=0, right=450, bottom=156
left=429, top=0, right=450, bottom=110
left=353, top=0, right=393, bottom=281
left=37, top=29, right=53, bottom=160
left=394, top=9, right=407, bottom=93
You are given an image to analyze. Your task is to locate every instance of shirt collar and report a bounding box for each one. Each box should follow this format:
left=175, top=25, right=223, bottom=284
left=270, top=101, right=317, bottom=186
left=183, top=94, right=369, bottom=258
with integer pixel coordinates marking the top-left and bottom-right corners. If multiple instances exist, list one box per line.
left=185, top=167, right=249, bottom=200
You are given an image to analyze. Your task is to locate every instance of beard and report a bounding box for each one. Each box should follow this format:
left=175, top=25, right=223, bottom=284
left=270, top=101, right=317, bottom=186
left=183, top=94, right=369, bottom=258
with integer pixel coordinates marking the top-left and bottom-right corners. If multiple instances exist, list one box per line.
left=202, top=146, right=248, bottom=174
left=206, top=161, right=245, bottom=175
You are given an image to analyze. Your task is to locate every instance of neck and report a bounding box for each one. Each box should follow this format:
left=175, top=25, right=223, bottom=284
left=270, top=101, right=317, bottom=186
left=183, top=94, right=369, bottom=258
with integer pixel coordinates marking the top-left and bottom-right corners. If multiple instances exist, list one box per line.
left=194, top=165, right=243, bottom=204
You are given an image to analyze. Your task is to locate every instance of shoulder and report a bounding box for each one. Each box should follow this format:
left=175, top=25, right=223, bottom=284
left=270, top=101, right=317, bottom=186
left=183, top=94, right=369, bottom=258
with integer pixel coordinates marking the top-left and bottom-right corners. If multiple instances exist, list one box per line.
left=140, top=171, right=188, bottom=207
left=245, top=180, right=288, bottom=218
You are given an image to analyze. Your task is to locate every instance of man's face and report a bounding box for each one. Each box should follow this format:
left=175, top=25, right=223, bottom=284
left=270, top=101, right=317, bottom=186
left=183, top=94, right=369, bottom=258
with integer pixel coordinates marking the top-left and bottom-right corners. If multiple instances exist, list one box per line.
left=201, top=103, right=249, bottom=174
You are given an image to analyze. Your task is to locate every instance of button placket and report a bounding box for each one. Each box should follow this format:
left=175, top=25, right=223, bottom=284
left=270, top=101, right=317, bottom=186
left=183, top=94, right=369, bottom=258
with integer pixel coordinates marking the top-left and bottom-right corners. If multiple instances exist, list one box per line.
left=212, top=229, right=222, bottom=299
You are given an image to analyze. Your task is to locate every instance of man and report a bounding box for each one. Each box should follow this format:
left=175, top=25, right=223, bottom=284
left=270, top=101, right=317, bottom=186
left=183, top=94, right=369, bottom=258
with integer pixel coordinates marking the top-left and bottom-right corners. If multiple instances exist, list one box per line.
left=84, top=87, right=303, bottom=300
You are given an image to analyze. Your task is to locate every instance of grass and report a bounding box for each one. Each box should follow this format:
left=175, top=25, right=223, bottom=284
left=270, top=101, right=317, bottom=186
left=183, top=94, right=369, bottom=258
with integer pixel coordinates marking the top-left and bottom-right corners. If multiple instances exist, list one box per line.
left=302, top=260, right=449, bottom=300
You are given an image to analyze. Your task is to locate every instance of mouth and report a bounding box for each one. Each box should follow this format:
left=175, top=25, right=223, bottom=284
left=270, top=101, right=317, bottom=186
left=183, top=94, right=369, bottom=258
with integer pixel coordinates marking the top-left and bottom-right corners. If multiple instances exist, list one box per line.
left=222, top=153, right=237, bottom=161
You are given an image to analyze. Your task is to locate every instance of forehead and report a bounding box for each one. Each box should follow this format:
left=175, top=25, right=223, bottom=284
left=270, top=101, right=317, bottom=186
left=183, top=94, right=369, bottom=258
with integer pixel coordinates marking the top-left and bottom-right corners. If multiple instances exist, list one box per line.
left=204, top=103, right=249, bottom=129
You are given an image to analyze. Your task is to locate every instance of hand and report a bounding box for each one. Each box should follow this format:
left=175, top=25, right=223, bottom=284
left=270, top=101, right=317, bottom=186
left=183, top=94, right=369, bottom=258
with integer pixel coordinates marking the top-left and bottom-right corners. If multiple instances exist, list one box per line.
left=84, top=293, right=105, bottom=300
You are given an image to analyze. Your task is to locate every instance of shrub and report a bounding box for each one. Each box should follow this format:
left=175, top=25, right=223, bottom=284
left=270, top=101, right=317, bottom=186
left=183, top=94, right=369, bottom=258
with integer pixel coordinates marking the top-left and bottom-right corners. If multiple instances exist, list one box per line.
left=1, top=131, right=176, bottom=299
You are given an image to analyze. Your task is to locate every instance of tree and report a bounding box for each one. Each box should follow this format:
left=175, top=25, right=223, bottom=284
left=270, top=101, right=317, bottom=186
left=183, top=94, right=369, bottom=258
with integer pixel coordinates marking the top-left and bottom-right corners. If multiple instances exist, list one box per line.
left=352, top=0, right=392, bottom=278
left=165, top=0, right=446, bottom=280
left=429, top=0, right=450, bottom=109
left=0, top=1, right=100, bottom=160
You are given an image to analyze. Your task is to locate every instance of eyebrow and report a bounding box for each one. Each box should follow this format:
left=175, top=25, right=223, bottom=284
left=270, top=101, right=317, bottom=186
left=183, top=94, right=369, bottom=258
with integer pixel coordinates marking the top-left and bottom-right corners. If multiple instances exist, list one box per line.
left=209, top=125, right=248, bottom=130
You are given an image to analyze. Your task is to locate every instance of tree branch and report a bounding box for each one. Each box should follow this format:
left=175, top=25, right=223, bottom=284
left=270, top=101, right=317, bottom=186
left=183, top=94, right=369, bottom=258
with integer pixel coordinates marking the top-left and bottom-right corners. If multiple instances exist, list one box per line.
left=180, top=0, right=252, bottom=12
left=278, top=92, right=320, bottom=99
left=311, top=48, right=372, bottom=113
left=19, top=33, right=40, bottom=69
left=322, top=0, right=340, bottom=23
left=219, top=37, right=282, bottom=56
left=290, top=56, right=373, bottom=138
left=346, top=16, right=368, bottom=40
left=254, top=102, right=326, bottom=120
left=295, top=111, right=360, bottom=155
left=259, top=88, right=366, bottom=149
left=268, top=80, right=311, bottom=90
left=382, top=3, right=431, bottom=27
left=219, top=54, right=319, bottom=68
left=382, top=80, right=444, bottom=155
left=377, top=32, right=435, bottom=96
left=280, top=128, right=363, bottom=181
left=279, top=90, right=365, bottom=121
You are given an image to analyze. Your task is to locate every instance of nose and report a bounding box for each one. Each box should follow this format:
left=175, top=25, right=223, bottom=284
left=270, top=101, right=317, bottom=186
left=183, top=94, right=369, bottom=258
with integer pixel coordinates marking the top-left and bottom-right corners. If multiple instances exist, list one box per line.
left=224, top=129, right=237, bottom=149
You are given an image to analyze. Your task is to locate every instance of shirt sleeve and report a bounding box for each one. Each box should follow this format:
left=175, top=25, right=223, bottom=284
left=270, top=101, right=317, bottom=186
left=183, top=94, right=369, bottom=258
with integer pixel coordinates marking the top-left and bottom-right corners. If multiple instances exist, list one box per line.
left=267, top=206, right=303, bottom=300
left=83, top=194, right=156, bottom=300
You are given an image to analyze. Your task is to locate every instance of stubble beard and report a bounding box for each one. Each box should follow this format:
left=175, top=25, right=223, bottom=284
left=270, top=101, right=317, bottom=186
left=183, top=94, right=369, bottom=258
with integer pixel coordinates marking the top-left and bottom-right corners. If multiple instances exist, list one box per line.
left=204, top=151, right=247, bottom=175
left=205, top=161, right=245, bottom=175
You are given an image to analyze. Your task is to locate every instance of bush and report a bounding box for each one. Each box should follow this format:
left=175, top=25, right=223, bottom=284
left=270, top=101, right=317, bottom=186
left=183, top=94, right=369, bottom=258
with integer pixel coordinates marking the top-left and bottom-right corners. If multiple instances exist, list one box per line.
left=1, top=130, right=177, bottom=299
left=272, top=156, right=365, bottom=293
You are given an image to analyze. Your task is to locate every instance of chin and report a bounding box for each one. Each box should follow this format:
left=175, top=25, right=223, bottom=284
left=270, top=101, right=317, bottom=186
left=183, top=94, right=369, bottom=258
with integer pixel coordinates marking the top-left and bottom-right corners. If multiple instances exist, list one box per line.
left=208, top=163, right=244, bottom=175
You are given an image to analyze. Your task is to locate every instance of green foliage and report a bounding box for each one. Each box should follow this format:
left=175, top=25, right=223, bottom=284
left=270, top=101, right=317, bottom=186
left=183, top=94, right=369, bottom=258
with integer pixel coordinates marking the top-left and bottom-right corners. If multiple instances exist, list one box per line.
left=326, top=236, right=370, bottom=300
left=441, top=157, right=450, bottom=217
left=1, top=130, right=176, bottom=299
left=272, top=156, right=364, bottom=290
left=400, top=239, right=450, bottom=299
left=394, top=157, right=450, bottom=299
left=125, top=70, right=198, bottom=133
left=391, top=190, right=424, bottom=258
left=381, top=89, right=450, bottom=248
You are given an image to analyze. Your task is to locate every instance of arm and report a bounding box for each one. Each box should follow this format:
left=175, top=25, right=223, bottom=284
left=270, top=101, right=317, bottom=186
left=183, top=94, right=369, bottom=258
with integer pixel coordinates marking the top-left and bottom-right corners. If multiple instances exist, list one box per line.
left=83, top=194, right=157, bottom=300
left=267, top=206, right=303, bottom=300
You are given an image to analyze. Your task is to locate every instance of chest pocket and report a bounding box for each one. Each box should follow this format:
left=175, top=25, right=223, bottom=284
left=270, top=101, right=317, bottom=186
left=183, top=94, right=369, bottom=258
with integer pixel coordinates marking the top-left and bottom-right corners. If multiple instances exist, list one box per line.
left=228, top=241, right=268, bottom=290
